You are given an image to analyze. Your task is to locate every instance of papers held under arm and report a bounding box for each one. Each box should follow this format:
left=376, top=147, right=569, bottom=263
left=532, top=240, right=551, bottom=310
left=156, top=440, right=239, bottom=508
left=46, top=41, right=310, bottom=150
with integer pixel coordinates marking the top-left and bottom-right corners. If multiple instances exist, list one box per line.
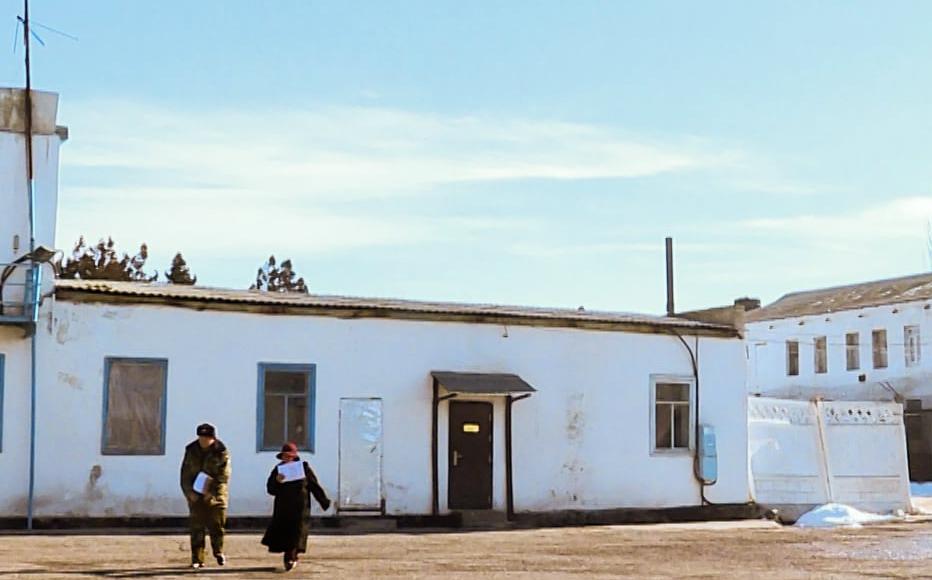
left=193, top=472, right=211, bottom=494
left=277, top=461, right=306, bottom=482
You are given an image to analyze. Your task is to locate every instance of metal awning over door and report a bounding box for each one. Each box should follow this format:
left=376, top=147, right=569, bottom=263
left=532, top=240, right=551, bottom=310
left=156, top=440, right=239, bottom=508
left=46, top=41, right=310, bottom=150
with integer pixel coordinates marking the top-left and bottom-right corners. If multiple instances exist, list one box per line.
left=430, top=371, right=536, bottom=395
left=429, top=371, right=535, bottom=520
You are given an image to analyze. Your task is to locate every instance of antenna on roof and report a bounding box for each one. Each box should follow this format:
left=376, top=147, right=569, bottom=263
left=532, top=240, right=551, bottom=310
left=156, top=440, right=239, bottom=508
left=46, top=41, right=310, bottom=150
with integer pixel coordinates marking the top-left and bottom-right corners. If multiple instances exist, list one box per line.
left=13, top=5, right=77, bottom=53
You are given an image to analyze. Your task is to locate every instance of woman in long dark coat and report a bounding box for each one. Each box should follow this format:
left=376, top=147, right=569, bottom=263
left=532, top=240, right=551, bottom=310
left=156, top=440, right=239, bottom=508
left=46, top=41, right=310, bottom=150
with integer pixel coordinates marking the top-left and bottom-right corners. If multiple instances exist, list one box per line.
left=261, top=442, right=331, bottom=571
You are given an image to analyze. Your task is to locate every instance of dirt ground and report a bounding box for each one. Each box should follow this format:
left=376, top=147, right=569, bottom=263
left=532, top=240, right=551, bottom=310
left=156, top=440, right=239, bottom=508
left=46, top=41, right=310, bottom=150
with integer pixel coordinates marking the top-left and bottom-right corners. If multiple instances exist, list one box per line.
left=1, top=520, right=932, bottom=579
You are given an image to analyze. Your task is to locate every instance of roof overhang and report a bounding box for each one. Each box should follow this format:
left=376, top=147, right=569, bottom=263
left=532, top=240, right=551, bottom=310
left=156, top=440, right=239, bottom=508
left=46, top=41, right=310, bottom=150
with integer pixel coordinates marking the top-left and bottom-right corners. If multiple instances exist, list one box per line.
left=431, top=371, right=536, bottom=396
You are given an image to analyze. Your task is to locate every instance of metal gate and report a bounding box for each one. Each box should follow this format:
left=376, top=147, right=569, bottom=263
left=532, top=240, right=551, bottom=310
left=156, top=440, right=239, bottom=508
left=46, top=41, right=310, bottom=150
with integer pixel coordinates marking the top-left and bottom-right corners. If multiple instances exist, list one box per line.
left=338, top=398, right=383, bottom=512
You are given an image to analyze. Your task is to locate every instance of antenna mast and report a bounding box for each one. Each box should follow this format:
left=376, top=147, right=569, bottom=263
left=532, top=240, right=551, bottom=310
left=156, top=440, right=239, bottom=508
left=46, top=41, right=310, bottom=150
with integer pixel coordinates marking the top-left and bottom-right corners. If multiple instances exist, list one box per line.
left=22, top=0, right=35, bottom=254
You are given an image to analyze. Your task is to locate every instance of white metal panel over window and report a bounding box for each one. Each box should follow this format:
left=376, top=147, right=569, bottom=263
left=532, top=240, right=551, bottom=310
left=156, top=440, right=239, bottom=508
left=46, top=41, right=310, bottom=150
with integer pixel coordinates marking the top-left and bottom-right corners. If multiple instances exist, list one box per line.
left=650, top=375, right=695, bottom=453
left=338, top=398, right=383, bottom=511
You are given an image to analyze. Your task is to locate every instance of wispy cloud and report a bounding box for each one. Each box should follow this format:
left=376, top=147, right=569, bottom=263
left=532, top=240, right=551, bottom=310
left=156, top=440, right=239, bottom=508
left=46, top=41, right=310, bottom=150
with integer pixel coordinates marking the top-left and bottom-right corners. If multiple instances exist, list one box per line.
left=63, top=101, right=719, bottom=202
left=742, top=196, right=932, bottom=241
left=56, top=100, right=734, bottom=267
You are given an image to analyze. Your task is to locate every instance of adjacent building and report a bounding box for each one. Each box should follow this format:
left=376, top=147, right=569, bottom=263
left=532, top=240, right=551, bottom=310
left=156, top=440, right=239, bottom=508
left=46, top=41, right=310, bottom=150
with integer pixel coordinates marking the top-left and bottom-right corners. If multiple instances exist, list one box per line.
left=746, top=274, right=932, bottom=481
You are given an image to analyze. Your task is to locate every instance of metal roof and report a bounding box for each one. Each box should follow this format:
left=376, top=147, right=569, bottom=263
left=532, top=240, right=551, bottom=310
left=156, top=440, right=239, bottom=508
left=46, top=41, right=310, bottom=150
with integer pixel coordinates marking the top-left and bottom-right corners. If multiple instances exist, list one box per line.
left=431, top=372, right=536, bottom=395
left=747, top=272, right=932, bottom=322
left=53, top=279, right=737, bottom=336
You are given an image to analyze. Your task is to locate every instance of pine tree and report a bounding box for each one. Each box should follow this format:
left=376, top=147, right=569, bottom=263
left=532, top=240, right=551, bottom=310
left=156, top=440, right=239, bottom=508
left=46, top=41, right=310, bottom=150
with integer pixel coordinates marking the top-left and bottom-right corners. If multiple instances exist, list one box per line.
left=57, top=237, right=157, bottom=282
left=165, top=252, right=197, bottom=285
left=250, top=255, right=308, bottom=294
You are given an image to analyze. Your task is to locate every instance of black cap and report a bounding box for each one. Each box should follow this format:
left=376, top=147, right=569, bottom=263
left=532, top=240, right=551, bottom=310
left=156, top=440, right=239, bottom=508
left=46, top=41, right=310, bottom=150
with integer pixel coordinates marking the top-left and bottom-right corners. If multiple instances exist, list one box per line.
left=196, top=423, right=216, bottom=437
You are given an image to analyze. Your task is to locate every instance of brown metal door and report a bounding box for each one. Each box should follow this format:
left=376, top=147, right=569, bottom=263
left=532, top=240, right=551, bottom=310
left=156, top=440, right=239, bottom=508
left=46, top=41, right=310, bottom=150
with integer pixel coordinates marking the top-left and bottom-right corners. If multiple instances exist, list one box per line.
left=905, top=400, right=932, bottom=481
left=448, top=401, right=493, bottom=510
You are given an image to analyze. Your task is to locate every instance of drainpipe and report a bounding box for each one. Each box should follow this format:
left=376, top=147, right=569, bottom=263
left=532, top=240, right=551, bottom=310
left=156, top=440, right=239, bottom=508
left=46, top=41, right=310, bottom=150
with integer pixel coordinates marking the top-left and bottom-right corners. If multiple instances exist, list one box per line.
left=505, top=393, right=532, bottom=521
left=26, top=267, right=39, bottom=530
left=667, top=328, right=711, bottom=505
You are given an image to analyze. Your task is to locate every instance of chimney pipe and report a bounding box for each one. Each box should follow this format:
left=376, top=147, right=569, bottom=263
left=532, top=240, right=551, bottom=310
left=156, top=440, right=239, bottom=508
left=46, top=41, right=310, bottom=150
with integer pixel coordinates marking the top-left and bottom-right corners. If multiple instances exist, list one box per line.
left=665, top=237, right=675, bottom=317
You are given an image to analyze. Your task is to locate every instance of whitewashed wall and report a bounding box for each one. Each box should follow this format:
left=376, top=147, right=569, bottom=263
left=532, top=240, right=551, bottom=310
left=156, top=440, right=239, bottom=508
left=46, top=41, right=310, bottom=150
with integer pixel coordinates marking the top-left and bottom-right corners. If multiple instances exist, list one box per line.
left=0, top=299, right=749, bottom=517
left=0, top=327, right=31, bottom=516
left=0, top=90, right=62, bottom=265
left=747, top=300, right=932, bottom=402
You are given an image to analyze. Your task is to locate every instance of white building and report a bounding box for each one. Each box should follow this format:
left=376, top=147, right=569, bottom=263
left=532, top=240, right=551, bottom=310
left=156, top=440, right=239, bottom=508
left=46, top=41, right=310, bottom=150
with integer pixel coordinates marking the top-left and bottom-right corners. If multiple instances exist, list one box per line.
left=746, top=275, right=932, bottom=482
left=0, top=88, right=751, bottom=525
left=746, top=275, right=932, bottom=402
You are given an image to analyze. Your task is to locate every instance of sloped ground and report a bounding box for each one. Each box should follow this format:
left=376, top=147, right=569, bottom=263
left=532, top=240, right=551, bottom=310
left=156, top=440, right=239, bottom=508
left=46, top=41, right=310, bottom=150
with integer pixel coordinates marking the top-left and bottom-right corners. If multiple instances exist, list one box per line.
left=1, top=520, right=931, bottom=578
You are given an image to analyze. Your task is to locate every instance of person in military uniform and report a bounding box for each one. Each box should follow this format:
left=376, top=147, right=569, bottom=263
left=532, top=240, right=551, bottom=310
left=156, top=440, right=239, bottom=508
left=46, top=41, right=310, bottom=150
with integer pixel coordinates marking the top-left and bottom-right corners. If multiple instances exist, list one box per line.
left=180, top=423, right=231, bottom=569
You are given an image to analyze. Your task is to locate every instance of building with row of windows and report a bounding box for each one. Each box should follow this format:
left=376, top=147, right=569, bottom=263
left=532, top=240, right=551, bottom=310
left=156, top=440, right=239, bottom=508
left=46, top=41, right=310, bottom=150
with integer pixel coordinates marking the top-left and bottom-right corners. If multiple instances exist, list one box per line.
left=745, top=273, right=932, bottom=481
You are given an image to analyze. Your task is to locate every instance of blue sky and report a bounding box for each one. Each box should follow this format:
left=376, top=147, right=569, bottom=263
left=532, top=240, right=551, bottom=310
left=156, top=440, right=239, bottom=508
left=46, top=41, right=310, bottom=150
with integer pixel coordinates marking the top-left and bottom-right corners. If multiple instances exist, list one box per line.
left=2, top=1, right=931, bottom=313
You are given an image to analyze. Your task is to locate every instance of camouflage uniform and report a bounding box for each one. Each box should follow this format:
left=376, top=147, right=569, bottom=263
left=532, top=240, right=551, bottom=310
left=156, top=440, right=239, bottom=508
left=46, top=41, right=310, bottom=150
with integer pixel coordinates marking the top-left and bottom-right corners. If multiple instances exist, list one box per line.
left=180, top=439, right=231, bottom=564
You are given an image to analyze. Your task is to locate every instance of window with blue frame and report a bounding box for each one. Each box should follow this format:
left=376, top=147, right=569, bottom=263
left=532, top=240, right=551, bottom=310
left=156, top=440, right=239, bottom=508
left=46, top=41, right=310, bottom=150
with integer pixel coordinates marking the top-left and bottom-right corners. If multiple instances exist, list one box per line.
left=258, top=363, right=316, bottom=452
left=102, top=358, right=168, bottom=455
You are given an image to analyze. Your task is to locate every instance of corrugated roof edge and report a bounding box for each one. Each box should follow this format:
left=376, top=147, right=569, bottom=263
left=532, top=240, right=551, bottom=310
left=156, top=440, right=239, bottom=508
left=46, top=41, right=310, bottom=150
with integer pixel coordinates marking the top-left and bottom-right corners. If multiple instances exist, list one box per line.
left=746, top=271, right=932, bottom=323
left=53, top=279, right=738, bottom=337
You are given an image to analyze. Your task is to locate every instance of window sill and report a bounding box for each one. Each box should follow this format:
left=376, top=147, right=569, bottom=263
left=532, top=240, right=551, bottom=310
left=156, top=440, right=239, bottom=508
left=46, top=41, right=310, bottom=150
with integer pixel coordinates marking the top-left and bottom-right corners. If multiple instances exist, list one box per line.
left=650, top=448, right=693, bottom=457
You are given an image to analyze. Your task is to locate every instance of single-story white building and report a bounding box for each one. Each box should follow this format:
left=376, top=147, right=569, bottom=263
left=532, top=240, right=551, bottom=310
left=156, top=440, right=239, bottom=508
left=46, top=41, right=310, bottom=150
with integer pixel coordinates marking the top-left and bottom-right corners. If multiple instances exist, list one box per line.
left=1, top=281, right=751, bottom=523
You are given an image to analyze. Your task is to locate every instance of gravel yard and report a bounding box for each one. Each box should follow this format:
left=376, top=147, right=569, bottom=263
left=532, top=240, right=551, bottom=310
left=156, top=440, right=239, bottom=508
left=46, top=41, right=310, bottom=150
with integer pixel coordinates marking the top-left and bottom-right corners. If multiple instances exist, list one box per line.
left=1, top=520, right=932, bottom=578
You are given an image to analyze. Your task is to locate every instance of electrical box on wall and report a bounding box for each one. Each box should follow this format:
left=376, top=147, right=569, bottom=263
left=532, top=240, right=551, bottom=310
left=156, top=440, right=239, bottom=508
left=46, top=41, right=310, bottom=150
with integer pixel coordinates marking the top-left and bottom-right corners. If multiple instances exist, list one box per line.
left=698, top=424, right=718, bottom=485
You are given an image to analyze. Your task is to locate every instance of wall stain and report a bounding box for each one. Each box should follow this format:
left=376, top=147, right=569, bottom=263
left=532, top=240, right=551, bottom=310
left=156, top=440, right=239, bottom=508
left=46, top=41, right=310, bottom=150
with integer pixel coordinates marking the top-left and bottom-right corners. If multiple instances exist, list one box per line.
left=57, top=372, right=82, bottom=390
left=566, top=392, right=585, bottom=441
left=85, top=465, right=103, bottom=501
left=55, top=317, right=70, bottom=344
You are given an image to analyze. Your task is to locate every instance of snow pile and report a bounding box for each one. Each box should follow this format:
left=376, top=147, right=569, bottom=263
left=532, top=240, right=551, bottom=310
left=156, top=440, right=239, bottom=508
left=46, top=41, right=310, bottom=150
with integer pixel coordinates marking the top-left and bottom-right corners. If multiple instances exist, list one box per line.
left=910, top=482, right=932, bottom=497
left=794, top=503, right=899, bottom=528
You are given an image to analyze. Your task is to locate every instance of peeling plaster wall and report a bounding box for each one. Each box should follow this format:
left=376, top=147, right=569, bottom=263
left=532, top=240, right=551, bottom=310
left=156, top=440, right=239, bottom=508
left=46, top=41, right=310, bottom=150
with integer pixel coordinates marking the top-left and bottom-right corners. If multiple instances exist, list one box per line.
left=0, top=300, right=749, bottom=517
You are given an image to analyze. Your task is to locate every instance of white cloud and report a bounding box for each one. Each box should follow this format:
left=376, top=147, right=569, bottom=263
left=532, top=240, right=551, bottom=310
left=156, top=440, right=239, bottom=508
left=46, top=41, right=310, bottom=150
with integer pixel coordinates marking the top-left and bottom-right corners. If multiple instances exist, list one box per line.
left=61, top=100, right=720, bottom=202
left=742, top=196, right=932, bottom=241
left=55, top=99, right=733, bottom=266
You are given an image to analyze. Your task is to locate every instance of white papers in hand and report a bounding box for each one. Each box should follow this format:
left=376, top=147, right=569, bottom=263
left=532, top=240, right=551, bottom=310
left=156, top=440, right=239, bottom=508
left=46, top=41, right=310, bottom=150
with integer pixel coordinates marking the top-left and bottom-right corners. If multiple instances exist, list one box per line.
left=277, top=461, right=305, bottom=482
left=193, top=472, right=211, bottom=494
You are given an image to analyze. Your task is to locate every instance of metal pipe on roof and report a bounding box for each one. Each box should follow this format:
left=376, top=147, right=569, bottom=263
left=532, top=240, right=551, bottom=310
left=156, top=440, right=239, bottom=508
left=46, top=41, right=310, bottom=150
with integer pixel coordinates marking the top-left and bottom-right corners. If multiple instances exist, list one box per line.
left=665, top=237, right=675, bottom=317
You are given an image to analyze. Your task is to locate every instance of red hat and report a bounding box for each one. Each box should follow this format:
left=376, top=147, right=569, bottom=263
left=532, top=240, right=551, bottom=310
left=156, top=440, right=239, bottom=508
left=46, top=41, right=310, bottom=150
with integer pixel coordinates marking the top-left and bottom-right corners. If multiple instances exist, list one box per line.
left=276, top=442, right=299, bottom=460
